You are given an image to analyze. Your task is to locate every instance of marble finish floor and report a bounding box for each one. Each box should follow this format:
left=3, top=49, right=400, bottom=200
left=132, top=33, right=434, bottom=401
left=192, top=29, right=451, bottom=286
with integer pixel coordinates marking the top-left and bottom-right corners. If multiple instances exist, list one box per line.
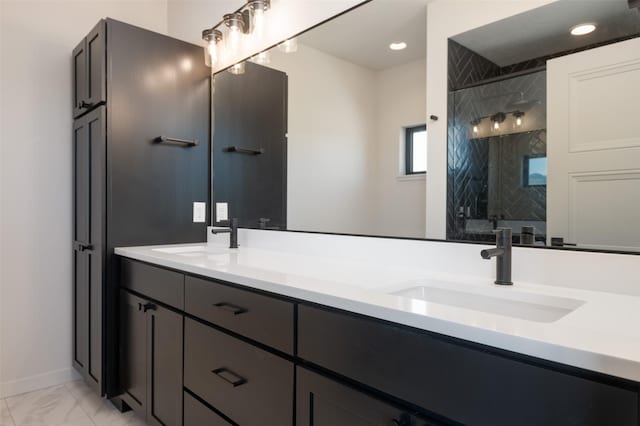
left=0, top=381, right=146, bottom=426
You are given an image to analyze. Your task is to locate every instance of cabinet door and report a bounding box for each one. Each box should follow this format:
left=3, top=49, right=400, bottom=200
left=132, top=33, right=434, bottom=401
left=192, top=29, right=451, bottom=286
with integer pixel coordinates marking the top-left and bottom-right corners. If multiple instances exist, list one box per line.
left=72, top=108, right=105, bottom=395
left=119, top=290, right=147, bottom=419
left=146, top=302, right=183, bottom=426
left=72, top=38, right=87, bottom=118
left=85, top=20, right=106, bottom=109
left=296, top=367, right=427, bottom=426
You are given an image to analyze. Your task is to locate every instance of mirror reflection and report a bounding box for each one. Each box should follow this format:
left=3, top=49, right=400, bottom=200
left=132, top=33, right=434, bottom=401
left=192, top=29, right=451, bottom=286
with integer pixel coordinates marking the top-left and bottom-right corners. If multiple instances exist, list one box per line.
left=212, top=0, right=640, bottom=253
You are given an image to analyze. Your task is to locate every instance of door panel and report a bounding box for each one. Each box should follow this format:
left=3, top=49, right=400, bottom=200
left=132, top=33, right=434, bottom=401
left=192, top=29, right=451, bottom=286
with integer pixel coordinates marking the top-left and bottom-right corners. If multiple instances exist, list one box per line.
left=73, top=118, right=90, bottom=244
left=147, top=304, right=183, bottom=426
left=72, top=39, right=87, bottom=118
left=213, top=62, right=288, bottom=229
left=547, top=38, right=640, bottom=250
left=119, top=291, right=147, bottom=419
left=86, top=20, right=106, bottom=108
left=73, top=250, right=89, bottom=370
left=296, top=367, right=423, bottom=426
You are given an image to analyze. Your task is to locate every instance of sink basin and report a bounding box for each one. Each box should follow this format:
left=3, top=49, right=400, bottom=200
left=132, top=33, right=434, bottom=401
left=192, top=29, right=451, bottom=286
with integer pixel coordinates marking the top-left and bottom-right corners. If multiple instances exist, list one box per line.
left=152, top=245, right=210, bottom=254
left=391, top=284, right=584, bottom=323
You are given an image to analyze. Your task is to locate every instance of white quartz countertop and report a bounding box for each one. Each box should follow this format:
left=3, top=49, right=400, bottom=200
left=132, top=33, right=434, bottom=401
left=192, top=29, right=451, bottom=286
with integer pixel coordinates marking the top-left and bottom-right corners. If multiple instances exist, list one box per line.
left=115, top=242, right=640, bottom=382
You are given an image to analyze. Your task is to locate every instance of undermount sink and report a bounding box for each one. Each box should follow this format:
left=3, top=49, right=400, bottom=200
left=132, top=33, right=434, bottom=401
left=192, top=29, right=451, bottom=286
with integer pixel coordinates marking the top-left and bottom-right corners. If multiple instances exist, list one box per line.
left=152, top=245, right=209, bottom=254
left=391, top=284, right=584, bottom=323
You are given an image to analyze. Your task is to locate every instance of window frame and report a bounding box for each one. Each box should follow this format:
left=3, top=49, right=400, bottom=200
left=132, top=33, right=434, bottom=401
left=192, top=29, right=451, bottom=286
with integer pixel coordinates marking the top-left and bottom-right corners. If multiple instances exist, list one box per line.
left=405, top=124, right=427, bottom=175
left=523, top=154, right=548, bottom=187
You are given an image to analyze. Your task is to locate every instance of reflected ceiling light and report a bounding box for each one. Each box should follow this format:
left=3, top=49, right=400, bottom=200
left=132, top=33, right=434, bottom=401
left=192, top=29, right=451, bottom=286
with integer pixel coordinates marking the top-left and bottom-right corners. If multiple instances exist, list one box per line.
left=570, top=23, right=597, bottom=36
left=278, top=38, right=298, bottom=53
left=228, top=62, right=246, bottom=75
left=389, top=42, right=407, bottom=51
left=202, top=29, right=223, bottom=67
left=251, top=50, right=271, bottom=65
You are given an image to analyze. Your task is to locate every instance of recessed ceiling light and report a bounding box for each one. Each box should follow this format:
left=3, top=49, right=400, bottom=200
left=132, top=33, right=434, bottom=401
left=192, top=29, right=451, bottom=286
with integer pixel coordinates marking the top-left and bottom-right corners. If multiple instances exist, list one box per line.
left=389, top=42, right=407, bottom=51
left=570, top=23, right=597, bottom=36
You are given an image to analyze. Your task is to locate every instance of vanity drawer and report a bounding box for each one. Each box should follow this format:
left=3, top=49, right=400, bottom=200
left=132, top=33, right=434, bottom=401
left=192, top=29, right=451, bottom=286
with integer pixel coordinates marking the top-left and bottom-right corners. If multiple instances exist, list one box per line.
left=298, top=305, right=639, bottom=426
left=184, top=275, right=294, bottom=354
left=184, top=392, right=231, bottom=426
left=120, top=259, right=184, bottom=309
left=184, top=318, right=294, bottom=426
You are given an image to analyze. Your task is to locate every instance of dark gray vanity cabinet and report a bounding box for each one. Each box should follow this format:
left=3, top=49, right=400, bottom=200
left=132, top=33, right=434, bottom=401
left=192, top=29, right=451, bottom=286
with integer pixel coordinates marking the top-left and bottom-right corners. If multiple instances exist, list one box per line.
left=119, top=290, right=183, bottom=426
left=72, top=106, right=106, bottom=395
left=73, top=20, right=106, bottom=118
left=71, top=18, right=210, bottom=399
left=296, top=367, right=435, bottom=426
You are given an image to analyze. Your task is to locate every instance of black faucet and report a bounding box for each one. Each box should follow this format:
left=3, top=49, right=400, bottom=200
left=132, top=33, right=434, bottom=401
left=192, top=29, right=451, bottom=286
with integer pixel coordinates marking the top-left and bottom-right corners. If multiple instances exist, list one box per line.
left=480, top=227, right=513, bottom=285
left=211, top=218, right=239, bottom=249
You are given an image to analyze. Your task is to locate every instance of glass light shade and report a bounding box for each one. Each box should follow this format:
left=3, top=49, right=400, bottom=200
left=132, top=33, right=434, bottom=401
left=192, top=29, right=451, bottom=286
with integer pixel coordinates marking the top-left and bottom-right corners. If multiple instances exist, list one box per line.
left=224, top=13, right=245, bottom=53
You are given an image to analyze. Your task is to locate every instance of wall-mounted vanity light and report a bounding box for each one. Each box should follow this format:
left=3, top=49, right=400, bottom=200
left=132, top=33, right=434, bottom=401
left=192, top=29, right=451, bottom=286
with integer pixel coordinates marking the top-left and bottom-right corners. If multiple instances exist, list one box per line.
left=201, top=0, right=271, bottom=69
left=491, top=112, right=506, bottom=130
left=470, top=119, right=481, bottom=134
left=251, top=50, right=271, bottom=65
left=202, top=29, right=223, bottom=67
left=513, top=111, right=525, bottom=127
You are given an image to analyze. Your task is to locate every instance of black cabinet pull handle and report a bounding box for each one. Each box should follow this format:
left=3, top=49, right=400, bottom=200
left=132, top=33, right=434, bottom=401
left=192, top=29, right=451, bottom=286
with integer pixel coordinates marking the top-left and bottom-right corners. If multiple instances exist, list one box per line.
left=74, top=241, right=93, bottom=252
left=80, top=100, right=93, bottom=109
left=223, top=146, right=264, bottom=155
left=211, top=367, right=247, bottom=387
left=143, top=303, right=157, bottom=312
left=212, top=302, right=247, bottom=315
left=155, top=135, right=199, bottom=146
left=391, top=413, right=412, bottom=426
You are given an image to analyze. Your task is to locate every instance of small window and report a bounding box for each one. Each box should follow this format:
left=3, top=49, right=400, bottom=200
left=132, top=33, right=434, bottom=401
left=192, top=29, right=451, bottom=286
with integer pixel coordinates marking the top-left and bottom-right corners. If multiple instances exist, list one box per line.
left=405, top=125, right=427, bottom=175
left=524, top=156, right=547, bottom=186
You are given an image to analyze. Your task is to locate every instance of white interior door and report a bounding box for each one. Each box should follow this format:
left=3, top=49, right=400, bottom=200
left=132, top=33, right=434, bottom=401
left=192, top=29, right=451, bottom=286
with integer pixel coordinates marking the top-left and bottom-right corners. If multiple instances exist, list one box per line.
left=547, top=37, right=640, bottom=251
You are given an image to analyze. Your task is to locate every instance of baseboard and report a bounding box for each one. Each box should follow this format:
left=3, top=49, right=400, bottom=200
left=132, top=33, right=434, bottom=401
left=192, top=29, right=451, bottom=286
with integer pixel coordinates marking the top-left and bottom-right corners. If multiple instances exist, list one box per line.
left=0, top=367, right=81, bottom=398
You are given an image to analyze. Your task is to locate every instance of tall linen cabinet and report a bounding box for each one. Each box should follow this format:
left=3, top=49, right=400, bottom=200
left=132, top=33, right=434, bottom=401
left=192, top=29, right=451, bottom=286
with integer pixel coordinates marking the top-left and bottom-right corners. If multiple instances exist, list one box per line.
left=72, top=18, right=210, bottom=398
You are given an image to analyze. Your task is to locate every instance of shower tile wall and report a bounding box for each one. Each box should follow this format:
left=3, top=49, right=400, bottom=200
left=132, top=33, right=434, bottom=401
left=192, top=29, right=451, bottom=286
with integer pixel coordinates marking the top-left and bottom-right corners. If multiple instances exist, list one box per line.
left=447, top=62, right=547, bottom=239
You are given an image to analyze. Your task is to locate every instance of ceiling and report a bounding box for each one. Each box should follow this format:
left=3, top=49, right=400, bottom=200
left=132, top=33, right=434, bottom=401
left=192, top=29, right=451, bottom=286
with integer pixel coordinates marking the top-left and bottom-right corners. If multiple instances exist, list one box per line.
left=299, top=0, right=430, bottom=71
left=452, top=0, right=640, bottom=67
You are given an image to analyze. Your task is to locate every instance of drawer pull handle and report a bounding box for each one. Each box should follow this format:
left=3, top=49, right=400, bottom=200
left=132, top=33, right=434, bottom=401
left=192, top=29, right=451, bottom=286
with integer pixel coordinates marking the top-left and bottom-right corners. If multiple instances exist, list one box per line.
left=211, top=367, right=247, bottom=387
left=143, top=303, right=157, bottom=312
left=213, top=302, right=247, bottom=315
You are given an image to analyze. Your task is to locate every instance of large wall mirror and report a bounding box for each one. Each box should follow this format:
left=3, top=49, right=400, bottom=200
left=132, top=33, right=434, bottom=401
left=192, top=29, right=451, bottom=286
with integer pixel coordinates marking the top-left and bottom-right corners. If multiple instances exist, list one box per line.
left=211, top=0, right=640, bottom=253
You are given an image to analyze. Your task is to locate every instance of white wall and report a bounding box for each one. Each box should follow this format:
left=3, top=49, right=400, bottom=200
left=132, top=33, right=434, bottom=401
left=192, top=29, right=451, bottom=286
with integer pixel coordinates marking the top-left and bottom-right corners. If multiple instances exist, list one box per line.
left=167, top=0, right=364, bottom=72
left=424, top=0, right=557, bottom=239
left=0, top=0, right=168, bottom=398
left=269, top=45, right=378, bottom=235
left=374, top=59, right=427, bottom=238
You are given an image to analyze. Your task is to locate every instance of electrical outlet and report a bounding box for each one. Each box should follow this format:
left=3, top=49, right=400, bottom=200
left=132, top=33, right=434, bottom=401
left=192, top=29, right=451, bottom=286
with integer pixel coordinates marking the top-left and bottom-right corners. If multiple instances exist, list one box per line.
left=193, top=202, right=206, bottom=223
left=216, top=202, right=228, bottom=222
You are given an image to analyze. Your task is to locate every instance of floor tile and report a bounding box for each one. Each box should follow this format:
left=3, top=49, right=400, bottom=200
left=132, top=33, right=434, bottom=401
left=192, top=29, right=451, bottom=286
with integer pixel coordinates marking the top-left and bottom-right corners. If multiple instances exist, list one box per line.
left=1, top=400, right=16, bottom=426
left=65, top=381, right=145, bottom=426
left=6, top=385, right=94, bottom=426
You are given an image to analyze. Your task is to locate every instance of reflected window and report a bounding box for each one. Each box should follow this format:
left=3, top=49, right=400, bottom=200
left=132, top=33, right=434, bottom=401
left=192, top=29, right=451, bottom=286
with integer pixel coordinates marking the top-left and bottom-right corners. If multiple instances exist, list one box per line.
left=524, top=156, right=547, bottom=186
left=405, top=125, right=427, bottom=175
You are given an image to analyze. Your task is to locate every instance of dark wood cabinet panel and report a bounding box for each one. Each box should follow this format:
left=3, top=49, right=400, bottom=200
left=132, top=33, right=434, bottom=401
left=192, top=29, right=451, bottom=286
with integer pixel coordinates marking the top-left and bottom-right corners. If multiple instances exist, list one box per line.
left=85, top=20, right=106, bottom=109
left=298, top=305, right=639, bottom=426
left=72, top=38, right=87, bottom=118
left=297, top=367, right=433, bottom=426
left=120, top=259, right=184, bottom=309
left=72, top=107, right=105, bottom=395
left=184, top=392, right=232, bottom=426
left=184, top=318, right=293, bottom=425
left=120, top=289, right=183, bottom=426
left=147, top=302, right=183, bottom=426
left=119, top=290, right=147, bottom=419
left=185, top=275, right=294, bottom=354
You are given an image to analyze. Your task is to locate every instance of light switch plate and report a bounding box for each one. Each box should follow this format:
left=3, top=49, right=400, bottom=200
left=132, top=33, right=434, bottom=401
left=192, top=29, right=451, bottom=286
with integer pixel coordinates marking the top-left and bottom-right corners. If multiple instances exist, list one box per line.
left=193, top=202, right=206, bottom=223
left=216, top=202, right=228, bottom=222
